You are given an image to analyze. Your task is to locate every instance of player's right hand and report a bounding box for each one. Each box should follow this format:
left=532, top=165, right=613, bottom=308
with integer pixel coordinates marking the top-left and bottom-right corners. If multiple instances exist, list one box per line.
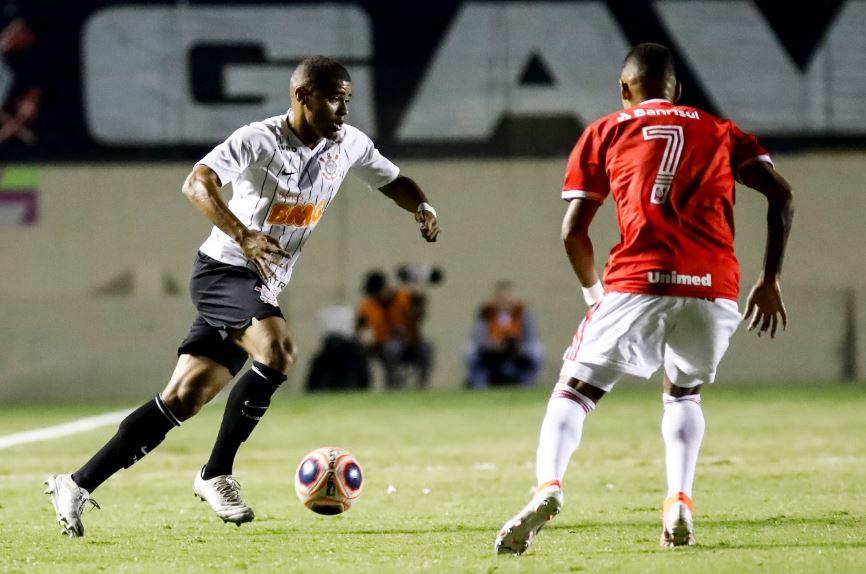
left=744, top=275, right=788, bottom=338
left=239, top=230, right=291, bottom=282
left=415, top=210, right=440, bottom=242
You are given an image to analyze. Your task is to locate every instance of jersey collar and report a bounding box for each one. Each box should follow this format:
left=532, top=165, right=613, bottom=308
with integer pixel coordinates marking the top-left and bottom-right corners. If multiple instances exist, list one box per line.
left=639, top=98, right=673, bottom=105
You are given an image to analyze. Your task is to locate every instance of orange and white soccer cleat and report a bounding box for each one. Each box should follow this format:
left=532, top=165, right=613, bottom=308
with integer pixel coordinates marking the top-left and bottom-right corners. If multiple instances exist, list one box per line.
left=660, top=491, right=695, bottom=548
left=495, top=480, right=563, bottom=556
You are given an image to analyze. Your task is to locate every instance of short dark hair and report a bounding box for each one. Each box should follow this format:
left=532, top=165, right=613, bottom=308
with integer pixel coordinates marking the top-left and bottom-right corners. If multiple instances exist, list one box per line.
left=622, top=43, right=675, bottom=82
left=363, top=270, right=387, bottom=296
left=297, top=56, right=351, bottom=91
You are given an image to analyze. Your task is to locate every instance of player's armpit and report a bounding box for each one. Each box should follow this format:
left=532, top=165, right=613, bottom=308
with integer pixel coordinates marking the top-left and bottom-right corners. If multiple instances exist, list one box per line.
left=736, top=160, right=793, bottom=205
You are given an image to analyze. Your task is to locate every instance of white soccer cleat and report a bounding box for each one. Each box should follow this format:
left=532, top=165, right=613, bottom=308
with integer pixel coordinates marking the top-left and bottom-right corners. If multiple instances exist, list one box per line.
left=495, top=480, right=563, bottom=556
left=660, top=491, right=695, bottom=548
left=44, top=474, right=100, bottom=538
left=193, top=467, right=255, bottom=525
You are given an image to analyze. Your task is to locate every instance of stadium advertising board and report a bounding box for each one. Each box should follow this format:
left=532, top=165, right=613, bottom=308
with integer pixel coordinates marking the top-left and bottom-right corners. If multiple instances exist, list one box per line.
left=1, top=0, right=863, bottom=160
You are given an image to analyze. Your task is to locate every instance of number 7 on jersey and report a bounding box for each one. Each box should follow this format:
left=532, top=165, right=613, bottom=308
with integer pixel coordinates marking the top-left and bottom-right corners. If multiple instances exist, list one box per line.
left=642, top=125, right=684, bottom=205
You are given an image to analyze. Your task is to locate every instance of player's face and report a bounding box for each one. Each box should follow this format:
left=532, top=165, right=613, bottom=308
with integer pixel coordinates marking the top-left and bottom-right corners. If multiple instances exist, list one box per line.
left=304, top=80, right=352, bottom=139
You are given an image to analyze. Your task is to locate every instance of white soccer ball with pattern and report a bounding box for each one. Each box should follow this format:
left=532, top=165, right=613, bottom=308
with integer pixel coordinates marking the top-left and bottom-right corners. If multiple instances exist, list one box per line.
left=294, top=447, right=363, bottom=515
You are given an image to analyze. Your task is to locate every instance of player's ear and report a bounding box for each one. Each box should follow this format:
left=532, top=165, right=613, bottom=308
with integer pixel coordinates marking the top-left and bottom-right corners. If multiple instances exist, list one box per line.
left=294, top=85, right=309, bottom=106
left=673, top=82, right=682, bottom=104
left=619, top=80, right=631, bottom=105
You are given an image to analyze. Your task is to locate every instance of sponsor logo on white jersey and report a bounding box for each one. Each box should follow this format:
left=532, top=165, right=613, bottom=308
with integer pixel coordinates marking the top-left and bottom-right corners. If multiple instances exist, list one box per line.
left=647, top=270, right=712, bottom=287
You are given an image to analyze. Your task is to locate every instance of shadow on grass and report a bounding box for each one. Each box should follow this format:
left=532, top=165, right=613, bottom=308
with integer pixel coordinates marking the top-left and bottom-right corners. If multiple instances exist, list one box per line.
left=248, top=513, right=864, bottom=539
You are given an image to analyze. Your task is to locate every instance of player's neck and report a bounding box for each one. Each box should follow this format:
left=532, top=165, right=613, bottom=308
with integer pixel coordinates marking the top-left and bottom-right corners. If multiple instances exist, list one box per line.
left=289, top=122, right=323, bottom=149
left=627, top=94, right=671, bottom=108
left=287, top=109, right=324, bottom=149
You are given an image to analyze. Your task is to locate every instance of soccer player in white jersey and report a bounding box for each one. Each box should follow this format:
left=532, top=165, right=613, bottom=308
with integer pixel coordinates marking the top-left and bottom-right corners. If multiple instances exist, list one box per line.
left=45, top=56, right=440, bottom=537
left=495, top=44, right=793, bottom=555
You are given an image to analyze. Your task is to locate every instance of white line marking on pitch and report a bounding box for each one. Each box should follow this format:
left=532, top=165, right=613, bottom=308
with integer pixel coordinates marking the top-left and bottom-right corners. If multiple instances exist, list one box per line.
left=0, top=408, right=133, bottom=450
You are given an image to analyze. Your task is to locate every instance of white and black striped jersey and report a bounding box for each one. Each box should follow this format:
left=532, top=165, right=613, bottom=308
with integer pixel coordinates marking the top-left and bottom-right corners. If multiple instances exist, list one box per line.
left=196, top=110, right=399, bottom=298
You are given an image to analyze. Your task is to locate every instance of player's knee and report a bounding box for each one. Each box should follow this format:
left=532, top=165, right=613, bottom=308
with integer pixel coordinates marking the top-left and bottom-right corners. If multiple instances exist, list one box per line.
left=259, top=337, right=295, bottom=374
left=162, top=386, right=206, bottom=421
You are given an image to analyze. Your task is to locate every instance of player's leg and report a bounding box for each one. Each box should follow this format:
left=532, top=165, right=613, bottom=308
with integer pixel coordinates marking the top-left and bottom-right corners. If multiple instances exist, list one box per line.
left=659, top=376, right=703, bottom=548
left=496, top=372, right=613, bottom=556
left=659, top=297, right=741, bottom=547
left=192, top=316, right=293, bottom=525
left=200, top=316, right=294, bottom=482
left=497, top=293, right=670, bottom=556
left=45, top=354, right=231, bottom=537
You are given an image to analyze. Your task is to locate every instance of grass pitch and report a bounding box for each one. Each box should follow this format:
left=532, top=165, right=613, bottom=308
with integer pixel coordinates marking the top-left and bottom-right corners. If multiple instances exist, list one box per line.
left=1, top=382, right=865, bottom=573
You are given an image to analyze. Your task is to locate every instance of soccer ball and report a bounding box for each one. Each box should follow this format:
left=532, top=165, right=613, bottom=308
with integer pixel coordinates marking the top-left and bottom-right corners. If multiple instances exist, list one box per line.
left=294, top=446, right=363, bottom=515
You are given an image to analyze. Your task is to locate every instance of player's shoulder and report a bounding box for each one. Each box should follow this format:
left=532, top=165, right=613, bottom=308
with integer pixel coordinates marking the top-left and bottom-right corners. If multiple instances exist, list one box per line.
left=224, top=116, right=281, bottom=147
left=338, top=123, right=374, bottom=147
left=246, top=114, right=286, bottom=141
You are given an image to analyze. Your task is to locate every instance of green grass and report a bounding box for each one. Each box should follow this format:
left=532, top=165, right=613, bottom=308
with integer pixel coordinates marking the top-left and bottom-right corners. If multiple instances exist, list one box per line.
left=1, top=383, right=865, bottom=573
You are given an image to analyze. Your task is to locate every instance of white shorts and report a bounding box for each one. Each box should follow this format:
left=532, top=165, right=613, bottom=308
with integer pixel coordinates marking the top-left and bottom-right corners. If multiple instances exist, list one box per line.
left=560, top=292, right=741, bottom=392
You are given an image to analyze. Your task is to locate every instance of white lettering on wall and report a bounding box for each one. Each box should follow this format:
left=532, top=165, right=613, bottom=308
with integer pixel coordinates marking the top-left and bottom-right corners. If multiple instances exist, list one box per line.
left=396, top=2, right=630, bottom=141
left=84, top=6, right=375, bottom=144
left=656, top=0, right=866, bottom=133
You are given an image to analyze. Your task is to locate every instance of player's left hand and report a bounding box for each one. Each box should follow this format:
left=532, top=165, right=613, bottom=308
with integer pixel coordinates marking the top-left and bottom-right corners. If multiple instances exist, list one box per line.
left=744, top=275, right=788, bottom=338
left=415, top=210, right=440, bottom=242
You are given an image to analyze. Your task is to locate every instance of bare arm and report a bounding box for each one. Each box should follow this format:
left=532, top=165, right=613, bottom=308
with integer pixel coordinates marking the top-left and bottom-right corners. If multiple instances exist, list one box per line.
left=181, top=164, right=289, bottom=281
left=562, top=198, right=603, bottom=303
left=737, top=160, right=795, bottom=337
left=379, top=175, right=440, bottom=242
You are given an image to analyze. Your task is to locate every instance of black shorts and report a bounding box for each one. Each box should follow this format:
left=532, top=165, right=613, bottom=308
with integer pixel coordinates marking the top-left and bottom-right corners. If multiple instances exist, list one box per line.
left=177, top=251, right=284, bottom=376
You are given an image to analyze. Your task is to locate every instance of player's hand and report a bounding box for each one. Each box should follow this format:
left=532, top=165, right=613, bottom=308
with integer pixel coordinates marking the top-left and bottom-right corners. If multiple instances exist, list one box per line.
left=744, top=275, right=788, bottom=338
left=415, top=210, right=440, bottom=242
left=239, top=230, right=290, bottom=282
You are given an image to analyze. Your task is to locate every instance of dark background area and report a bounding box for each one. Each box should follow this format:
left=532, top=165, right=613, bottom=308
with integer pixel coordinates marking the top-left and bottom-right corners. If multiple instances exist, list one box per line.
left=1, top=0, right=853, bottom=161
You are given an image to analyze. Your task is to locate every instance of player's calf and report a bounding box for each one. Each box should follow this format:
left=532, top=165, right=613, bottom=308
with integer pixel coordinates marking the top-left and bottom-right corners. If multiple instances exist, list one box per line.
left=69, top=394, right=182, bottom=494
left=201, top=360, right=286, bottom=480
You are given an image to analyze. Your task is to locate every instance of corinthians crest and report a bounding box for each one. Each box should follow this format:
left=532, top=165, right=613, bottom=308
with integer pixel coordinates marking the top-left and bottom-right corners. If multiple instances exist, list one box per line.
left=319, top=152, right=340, bottom=181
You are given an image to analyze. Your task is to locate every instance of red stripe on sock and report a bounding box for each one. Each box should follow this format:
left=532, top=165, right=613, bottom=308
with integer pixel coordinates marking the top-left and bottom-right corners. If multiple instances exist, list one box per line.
left=552, top=390, right=593, bottom=414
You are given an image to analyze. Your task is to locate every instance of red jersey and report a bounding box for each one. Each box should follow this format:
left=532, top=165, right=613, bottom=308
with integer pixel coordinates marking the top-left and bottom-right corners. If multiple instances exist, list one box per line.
left=562, top=99, right=771, bottom=300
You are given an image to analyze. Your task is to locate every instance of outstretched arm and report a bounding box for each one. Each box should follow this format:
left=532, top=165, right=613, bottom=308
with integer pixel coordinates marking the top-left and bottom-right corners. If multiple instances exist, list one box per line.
left=562, top=198, right=604, bottom=305
left=181, top=164, right=289, bottom=281
left=379, top=175, right=440, bottom=242
left=737, top=160, right=794, bottom=337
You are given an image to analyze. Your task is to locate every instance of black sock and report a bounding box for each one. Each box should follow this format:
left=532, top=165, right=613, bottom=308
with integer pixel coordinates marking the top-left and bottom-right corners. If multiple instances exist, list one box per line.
left=202, top=361, right=285, bottom=479
left=72, top=395, right=181, bottom=493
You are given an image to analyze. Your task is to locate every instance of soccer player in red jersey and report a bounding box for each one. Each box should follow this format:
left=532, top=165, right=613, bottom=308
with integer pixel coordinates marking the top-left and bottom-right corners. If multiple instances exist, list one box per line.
left=496, top=43, right=793, bottom=554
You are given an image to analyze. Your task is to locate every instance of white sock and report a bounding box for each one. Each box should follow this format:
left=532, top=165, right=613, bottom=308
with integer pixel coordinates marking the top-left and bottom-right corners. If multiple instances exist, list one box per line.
left=535, top=383, right=595, bottom=486
left=661, top=394, right=705, bottom=497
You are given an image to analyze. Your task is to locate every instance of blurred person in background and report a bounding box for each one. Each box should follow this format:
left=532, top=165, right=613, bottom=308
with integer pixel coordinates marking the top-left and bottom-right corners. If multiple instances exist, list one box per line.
left=306, top=306, right=371, bottom=392
left=0, top=0, right=40, bottom=146
left=465, top=280, right=543, bottom=388
left=356, top=269, right=433, bottom=389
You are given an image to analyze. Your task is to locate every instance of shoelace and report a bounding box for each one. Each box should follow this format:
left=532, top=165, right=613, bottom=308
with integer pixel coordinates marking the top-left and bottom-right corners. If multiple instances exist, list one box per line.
left=74, top=492, right=100, bottom=514
left=213, top=476, right=244, bottom=505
